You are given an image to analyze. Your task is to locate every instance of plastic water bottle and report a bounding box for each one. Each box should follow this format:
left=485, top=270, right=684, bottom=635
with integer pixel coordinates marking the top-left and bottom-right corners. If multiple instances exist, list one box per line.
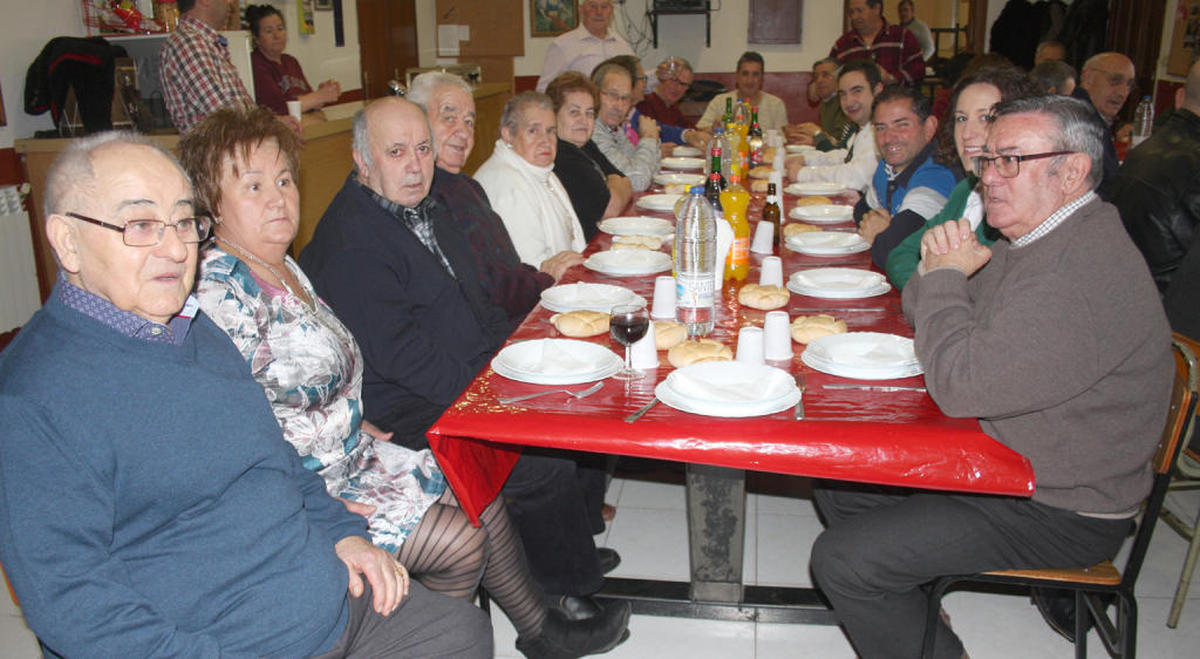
left=674, top=186, right=716, bottom=337
left=1132, top=95, right=1154, bottom=148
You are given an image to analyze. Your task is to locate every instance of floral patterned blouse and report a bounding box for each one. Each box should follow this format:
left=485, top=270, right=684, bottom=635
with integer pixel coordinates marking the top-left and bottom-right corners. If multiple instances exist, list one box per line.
left=197, top=247, right=445, bottom=552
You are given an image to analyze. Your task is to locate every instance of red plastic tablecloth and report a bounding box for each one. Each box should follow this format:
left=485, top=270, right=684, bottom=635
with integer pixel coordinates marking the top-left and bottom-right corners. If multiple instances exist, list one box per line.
left=427, top=184, right=1035, bottom=523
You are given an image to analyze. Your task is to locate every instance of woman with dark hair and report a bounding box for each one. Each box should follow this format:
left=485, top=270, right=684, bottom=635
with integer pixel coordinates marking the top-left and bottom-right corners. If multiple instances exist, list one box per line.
left=182, top=106, right=631, bottom=659
left=546, top=71, right=632, bottom=241
left=245, top=4, right=340, bottom=115
left=885, top=66, right=1037, bottom=289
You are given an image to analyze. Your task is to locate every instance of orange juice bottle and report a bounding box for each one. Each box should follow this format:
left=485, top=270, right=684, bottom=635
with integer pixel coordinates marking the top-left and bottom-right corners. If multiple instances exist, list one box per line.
left=720, top=166, right=751, bottom=281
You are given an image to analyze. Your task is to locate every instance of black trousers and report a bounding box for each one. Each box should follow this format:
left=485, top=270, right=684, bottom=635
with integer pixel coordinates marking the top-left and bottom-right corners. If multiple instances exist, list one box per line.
left=809, top=483, right=1132, bottom=659
left=502, top=449, right=605, bottom=596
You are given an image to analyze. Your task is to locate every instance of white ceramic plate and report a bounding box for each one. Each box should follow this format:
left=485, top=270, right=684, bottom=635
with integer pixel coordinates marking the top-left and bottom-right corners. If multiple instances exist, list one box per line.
left=635, top=194, right=685, bottom=212
left=786, top=268, right=891, bottom=299
left=492, top=339, right=623, bottom=384
left=539, top=282, right=646, bottom=313
left=786, top=182, right=849, bottom=197
left=661, top=156, right=705, bottom=170
left=788, top=204, right=854, bottom=224
left=584, top=249, right=673, bottom=276
left=671, top=146, right=702, bottom=157
left=654, top=172, right=706, bottom=187
left=785, top=144, right=818, bottom=155
left=786, top=232, right=870, bottom=256
left=656, top=361, right=801, bottom=417
left=801, top=332, right=923, bottom=380
left=597, top=216, right=675, bottom=236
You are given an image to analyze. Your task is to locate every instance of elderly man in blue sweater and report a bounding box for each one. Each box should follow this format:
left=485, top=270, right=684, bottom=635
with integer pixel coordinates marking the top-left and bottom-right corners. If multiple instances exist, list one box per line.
left=0, top=133, right=491, bottom=657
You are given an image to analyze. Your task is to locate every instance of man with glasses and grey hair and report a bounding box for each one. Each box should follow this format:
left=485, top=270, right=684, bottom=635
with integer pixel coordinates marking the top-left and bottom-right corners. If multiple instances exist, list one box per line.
left=0, top=132, right=492, bottom=657
left=1073, top=51, right=1135, bottom=199
left=809, top=95, right=1173, bottom=658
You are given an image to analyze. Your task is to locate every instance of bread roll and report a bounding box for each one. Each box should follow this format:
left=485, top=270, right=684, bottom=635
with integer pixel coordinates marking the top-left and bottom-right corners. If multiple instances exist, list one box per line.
left=612, top=234, right=664, bottom=250
left=551, top=310, right=610, bottom=338
left=737, top=283, right=790, bottom=310
left=784, top=222, right=821, bottom=237
left=663, top=182, right=691, bottom=195
left=796, top=195, right=833, bottom=206
left=750, top=179, right=770, bottom=193
left=654, top=320, right=686, bottom=350
left=790, top=314, right=848, bottom=344
left=748, top=165, right=774, bottom=179
left=762, top=146, right=777, bottom=162
left=667, top=339, right=733, bottom=368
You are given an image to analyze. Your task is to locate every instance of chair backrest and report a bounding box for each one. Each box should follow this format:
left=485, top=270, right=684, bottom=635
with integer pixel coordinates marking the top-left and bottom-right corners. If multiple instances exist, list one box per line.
left=1122, top=334, right=1199, bottom=587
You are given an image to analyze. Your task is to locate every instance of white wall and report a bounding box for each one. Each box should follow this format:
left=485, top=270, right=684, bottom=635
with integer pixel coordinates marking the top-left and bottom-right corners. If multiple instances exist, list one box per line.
left=0, top=0, right=359, bottom=149
left=0, top=1, right=87, bottom=149
left=417, top=0, right=845, bottom=76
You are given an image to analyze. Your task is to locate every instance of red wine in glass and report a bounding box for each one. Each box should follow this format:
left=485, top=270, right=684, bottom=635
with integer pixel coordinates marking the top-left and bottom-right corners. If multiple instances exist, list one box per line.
left=610, top=303, right=649, bottom=379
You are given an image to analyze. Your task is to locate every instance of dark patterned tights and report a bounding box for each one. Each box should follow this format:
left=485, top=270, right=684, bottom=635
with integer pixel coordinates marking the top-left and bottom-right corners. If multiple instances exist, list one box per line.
left=396, top=490, right=546, bottom=638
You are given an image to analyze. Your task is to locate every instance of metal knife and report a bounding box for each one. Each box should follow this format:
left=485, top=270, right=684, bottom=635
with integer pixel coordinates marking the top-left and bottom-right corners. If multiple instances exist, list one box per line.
left=821, top=384, right=927, bottom=392
left=624, top=397, right=659, bottom=423
left=796, top=307, right=887, bottom=312
left=794, top=374, right=806, bottom=420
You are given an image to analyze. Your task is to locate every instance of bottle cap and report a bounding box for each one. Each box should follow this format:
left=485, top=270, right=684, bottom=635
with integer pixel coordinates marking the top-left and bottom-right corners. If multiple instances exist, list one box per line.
left=690, top=185, right=705, bottom=194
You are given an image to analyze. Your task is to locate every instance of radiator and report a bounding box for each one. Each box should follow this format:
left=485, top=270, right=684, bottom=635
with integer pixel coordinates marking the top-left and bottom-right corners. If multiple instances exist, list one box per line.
left=0, top=185, right=41, bottom=332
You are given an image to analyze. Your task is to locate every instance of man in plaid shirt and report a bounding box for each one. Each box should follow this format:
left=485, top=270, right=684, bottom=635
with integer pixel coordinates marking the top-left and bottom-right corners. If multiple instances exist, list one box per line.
left=160, top=0, right=253, bottom=133
left=830, top=0, right=925, bottom=86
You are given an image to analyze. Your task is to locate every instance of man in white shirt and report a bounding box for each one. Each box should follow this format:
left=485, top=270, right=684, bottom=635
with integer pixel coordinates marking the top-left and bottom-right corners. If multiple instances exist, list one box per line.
left=785, top=60, right=884, bottom=194
left=695, top=51, right=790, bottom=132
left=536, top=0, right=633, bottom=92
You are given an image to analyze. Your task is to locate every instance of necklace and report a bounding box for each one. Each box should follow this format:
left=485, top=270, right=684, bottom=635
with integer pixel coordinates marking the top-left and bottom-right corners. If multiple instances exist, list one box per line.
left=214, top=235, right=314, bottom=311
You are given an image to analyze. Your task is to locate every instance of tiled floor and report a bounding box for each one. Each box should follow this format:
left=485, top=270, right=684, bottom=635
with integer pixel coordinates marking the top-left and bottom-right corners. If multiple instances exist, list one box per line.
left=2, top=479, right=1198, bottom=658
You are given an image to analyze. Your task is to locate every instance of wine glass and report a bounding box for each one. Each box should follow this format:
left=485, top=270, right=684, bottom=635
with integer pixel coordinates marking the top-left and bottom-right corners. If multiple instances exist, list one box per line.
left=610, top=303, right=650, bottom=380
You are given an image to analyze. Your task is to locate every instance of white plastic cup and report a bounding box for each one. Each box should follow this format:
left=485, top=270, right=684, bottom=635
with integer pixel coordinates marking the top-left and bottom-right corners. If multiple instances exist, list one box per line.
left=763, top=311, right=793, bottom=361
left=750, top=221, right=775, bottom=255
left=630, top=322, right=659, bottom=369
left=651, top=275, right=677, bottom=319
left=735, top=326, right=765, bottom=365
left=287, top=100, right=303, bottom=121
left=759, top=256, right=784, bottom=288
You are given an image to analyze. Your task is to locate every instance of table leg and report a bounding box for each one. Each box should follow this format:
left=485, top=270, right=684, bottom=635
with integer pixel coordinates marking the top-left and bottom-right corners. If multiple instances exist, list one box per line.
left=686, top=463, right=745, bottom=603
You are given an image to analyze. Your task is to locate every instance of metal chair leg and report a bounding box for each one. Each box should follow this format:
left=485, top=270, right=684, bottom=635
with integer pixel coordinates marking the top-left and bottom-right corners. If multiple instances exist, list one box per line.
left=921, top=577, right=954, bottom=659
left=1075, top=589, right=1087, bottom=659
left=1167, top=505, right=1200, bottom=627
left=1120, top=593, right=1137, bottom=659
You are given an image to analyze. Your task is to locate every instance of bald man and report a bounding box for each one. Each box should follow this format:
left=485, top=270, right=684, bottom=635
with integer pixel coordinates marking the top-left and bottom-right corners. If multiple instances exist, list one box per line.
left=1113, top=58, right=1200, bottom=313
left=1071, top=52, right=1135, bottom=199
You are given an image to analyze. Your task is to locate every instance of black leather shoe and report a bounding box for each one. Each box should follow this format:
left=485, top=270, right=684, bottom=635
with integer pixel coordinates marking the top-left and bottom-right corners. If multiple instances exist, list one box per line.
left=597, top=548, right=621, bottom=575
left=1031, top=586, right=1093, bottom=643
left=545, top=593, right=604, bottom=621
left=516, top=600, right=632, bottom=658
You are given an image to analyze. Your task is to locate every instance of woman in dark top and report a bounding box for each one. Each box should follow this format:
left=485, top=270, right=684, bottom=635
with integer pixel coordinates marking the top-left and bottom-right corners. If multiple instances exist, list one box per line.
left=246, top=4, right=340, bottom=115
left=546, top=72, right=632, bottom=241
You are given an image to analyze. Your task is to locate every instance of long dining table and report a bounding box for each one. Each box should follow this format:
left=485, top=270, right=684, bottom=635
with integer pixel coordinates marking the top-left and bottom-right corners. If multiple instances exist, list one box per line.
left=426, top=164, right=1035, bottom=623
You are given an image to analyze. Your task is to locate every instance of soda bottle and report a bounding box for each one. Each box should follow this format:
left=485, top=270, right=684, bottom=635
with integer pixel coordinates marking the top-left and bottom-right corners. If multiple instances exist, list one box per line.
left=722, top=97, right=734, bottom=127
left=705, top=140, right=725, bottom=213
left=762, top=182, right=782, bottom=254
left=674, top=186, right=717, bottom=338
left=1132, top=95, right=1154, bottom=148
left=720, top=167, right=751, bottom=282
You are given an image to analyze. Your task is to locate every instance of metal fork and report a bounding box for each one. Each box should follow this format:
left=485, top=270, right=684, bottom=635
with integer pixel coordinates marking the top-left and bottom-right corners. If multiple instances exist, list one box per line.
left=794, top=374, right=807, bottom=420
left=498, top=381, right=604, bottom=405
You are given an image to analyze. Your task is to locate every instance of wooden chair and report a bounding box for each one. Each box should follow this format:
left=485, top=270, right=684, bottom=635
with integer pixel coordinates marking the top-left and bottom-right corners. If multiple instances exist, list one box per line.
left=920, top=334, right=1199, bottom=659
left=1158, top=333, right=1200, bottom=628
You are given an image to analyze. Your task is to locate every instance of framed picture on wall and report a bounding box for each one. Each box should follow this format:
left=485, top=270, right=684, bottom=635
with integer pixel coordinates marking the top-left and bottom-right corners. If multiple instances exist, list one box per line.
left=1168, top=0, right=1200, bottom=75
left=531, top=0, right=577, bottom=37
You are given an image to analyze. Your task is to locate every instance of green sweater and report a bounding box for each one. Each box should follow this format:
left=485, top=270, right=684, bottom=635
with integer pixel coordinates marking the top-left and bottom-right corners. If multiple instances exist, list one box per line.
left=886, top=176, right=995, bottom=290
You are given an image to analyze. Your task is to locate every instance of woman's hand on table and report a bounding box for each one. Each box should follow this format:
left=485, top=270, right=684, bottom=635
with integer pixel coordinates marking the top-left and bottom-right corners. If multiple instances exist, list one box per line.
left=683, top=129, right=712, bottom=150
left=604, top=174, right=633, bottom=218
left=335, top=535, right=410, bottom=615
left=540, top=251, right=585, bottom=281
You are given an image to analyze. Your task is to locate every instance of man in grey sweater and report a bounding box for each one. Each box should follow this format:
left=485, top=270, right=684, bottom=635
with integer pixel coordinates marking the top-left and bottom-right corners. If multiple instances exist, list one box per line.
left=809, top=95, right=1174, bottom=659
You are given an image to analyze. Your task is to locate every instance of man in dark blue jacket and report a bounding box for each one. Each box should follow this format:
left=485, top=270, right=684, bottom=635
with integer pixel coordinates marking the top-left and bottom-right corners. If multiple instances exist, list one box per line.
left=300, top=97, right=628, bottom=624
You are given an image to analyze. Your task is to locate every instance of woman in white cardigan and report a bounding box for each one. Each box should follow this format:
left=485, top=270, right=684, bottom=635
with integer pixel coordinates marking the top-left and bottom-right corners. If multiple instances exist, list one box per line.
left=475, top=92, right=587, bottom=268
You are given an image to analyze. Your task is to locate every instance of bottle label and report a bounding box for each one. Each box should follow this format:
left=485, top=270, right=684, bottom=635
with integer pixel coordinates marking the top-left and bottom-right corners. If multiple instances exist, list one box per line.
left=729, top=237, right=750, bottom=266
left=676, top=273, right=715, bottom=309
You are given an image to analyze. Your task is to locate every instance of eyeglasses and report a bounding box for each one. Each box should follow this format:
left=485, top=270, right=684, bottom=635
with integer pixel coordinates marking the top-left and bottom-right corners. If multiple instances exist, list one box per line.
left=65, top=212, right=213, bottom=247
left=972, top=151, right=1075, bottom=178
left=601, top=89, right=633, bottom=103
left=1086, top=68, right=1136, bottom=91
